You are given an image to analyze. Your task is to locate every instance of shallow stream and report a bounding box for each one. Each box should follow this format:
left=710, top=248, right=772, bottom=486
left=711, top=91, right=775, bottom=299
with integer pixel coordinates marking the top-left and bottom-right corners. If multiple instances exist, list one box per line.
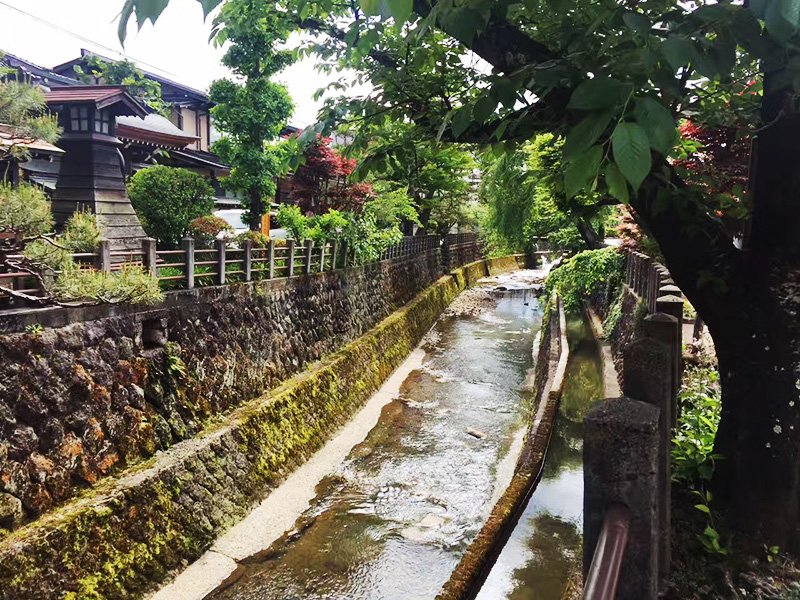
left=207, top=277, right=542, bottom=600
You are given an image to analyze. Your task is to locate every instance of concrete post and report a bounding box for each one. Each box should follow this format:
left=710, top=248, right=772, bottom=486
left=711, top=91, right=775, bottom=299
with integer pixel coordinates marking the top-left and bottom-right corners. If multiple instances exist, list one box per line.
left=644, top=313, right=682, bottom=435
left=584, top=397, right=660, bottom=600
left=142, top=237, right=157, bottom=277
left=622, top=336, right=674, bottom=579
left=243, top=240, right=252, bottom=282
left=319, top=242, right=326, bottom=273
left=287, top=239, right=295, bottom=278
left=181, top=237, right=195, bottom=289
left=268, top=240, right=275, bottom=280
left=217, top=239, right=227, bottom=286
left=330, top=240, right=338, bottom=271
left=304, top=239, right=313, bottom=275
left=97, top=239, right=111, bottom=273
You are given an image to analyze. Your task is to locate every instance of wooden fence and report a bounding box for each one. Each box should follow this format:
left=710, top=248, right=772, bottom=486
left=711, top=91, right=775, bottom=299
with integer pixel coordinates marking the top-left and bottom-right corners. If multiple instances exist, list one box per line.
left=0, top=234, right=461, bottom=303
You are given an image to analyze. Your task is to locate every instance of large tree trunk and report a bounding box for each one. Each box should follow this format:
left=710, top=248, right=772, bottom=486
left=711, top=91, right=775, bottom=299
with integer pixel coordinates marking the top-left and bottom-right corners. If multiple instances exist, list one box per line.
left=632, top=142, right=800, bottom=548
left=248, top=188, right=263, bottom=232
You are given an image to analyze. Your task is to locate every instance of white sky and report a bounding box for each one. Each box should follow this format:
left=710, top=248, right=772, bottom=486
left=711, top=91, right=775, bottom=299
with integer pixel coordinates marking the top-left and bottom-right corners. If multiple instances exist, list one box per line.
left=0, top=0, right=359, bottom=128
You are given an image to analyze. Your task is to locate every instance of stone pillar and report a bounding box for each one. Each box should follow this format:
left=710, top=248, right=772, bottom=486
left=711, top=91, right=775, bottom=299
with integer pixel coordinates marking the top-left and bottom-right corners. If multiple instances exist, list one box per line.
left=622, top=336, right=674, bottom=579
left=584, top=397, right=660, bottom=600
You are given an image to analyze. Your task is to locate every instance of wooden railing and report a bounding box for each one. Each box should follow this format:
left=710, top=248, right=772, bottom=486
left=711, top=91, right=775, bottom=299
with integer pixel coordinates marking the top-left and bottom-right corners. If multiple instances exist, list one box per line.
left=0, top=234, right=451, bottom=301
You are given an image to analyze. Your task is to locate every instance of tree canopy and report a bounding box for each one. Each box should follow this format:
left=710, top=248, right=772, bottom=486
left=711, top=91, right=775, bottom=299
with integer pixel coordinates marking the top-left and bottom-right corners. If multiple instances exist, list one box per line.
left=208, top=0, right=294, bottom=230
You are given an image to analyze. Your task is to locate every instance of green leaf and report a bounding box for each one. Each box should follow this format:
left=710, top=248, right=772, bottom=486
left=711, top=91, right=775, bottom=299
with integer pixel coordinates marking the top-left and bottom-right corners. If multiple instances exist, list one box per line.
left=612, top=122, right=652, bottom=191
left=493, top=120, right=510, bottom=141
left=441, top=7, right=486, bottom=44
left=386, top=0, right=413, bottom=23
left=199, top=0, right=223, bottom=18
left=567, top=77, right=630, bottom=111
left=623, top=12, right=651, bottom=33
left=695, top=504, right=711, bottom=514
left=361, top=0, right=380, bottom=15
left=564, top=112, right=613, bottom=159
left=490, top=79, right=519, bottom=109
left=633, top=98, right=676, bottom=155
left=473, top=95, right=497, bottom=123
left=661, top=36, right=696, bottom=71
left=452, top=107, right=472, bottom=139
left=564, top=145, right=603, bottom=199
left=605, top=162, right=629, bottom=204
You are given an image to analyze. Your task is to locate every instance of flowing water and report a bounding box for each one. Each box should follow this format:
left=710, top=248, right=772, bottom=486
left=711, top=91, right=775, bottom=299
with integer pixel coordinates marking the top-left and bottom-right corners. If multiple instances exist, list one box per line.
left=474, top=317, right=604, bottom=600
left=208, top=279, right=544, bottom=600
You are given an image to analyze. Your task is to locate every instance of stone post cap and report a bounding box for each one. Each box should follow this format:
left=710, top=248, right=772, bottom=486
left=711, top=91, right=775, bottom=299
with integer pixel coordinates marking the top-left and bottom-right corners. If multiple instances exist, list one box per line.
left=644, top=313, right=679, bottom=325
left=658, top=284, right=682, bottom=295
left=656, top=294, right=683, bottom=305
left=584, top=397, right=660, bottom=433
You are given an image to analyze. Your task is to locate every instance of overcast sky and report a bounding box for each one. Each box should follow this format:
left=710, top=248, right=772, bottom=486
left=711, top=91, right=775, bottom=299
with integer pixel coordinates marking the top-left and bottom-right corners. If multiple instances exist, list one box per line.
left=0, top=0, right=358, bottom=127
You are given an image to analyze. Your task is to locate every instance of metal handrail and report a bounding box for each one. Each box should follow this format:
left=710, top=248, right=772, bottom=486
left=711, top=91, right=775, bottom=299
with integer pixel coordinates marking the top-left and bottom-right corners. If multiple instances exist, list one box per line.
left=583, top=503, right=632, bottom=600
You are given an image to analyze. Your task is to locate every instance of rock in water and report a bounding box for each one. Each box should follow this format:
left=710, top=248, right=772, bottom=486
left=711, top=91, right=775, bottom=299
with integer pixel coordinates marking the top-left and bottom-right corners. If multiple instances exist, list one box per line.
left=466, top=428, right=487, bottom=439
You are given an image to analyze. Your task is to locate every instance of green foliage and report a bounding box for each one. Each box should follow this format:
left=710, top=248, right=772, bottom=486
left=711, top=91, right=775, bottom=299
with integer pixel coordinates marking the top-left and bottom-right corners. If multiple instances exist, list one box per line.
left=63, top=210, right=102, bottom=252
left=0, top=76, right=60, bottom=162
left=545, top=248, right=624, bottom=312
left=235, top=230, right=270, bottom=248
left=52, top=263, right=163, bottom=305
left=308, top=210, right=348, bottom=245
left=673, top=366, right=723, bottom=486
left=127, top=166, right=215, bottom=247
left=0, top=182, right=53, bottom=237
left=24, top=323, right=43, bottom=338
left=276, top=205, right=309, bottom=241
left=73, top=56, right=170, bottom=116
left=481, top=135, right=614, bottom=254
left=208, top=0, right=294, bottom=229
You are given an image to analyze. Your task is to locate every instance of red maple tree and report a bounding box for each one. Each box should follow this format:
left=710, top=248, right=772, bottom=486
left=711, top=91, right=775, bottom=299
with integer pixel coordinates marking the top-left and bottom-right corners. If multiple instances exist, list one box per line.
left=289, top=136, right=373, bottom=214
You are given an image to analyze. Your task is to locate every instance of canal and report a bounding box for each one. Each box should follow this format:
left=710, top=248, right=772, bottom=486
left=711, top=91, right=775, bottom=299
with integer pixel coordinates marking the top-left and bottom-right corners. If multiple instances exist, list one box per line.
left=206, top=273, right=602, bottom=600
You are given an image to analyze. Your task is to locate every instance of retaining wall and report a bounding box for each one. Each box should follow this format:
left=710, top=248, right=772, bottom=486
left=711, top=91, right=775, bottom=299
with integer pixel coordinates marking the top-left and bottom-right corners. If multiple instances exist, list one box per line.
left=0, top=256, right=517, bottom=600
left=0, top=251, right=443, bottom=526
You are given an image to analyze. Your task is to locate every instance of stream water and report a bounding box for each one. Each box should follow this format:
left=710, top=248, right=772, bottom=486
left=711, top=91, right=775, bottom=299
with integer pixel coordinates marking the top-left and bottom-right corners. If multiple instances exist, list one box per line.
left=207, top=278, right=544, bottom=600
left=474, top=318, right=604, bottom=600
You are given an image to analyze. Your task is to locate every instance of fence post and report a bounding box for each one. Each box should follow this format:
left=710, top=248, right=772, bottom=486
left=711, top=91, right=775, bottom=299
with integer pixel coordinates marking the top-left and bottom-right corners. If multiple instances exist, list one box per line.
left=622, top=330, right=677, bottom=580
left=243, top=240, right=252, bottom=282
left=584, top=398, right=660, bottom=600
left=342, top=240, right=349, bottom=268
left=97, top=238, right=111, bottom=273
left=217, top=239, right=227, bottom=285
left=304, top=239, right=313, bottom=275
left=287, top=239, right=295, bottom=278
left=268, top=240, right=275, bottom=280
left=319, top=241, right=326, bottom=273
left=331, top=240, right=338, bottom=271
left=142, top=237, right=157, bottom=277
left=182, top=237, right=195, bottom=289
left=645, top=312, right=683, bottom=443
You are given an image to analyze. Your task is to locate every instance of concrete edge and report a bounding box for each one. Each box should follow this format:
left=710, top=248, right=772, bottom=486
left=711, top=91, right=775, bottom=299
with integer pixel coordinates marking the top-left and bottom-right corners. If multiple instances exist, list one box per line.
left=585, top=304, right=623, bottom=400
left=0, top=256, right=517, bottom=600
left=434, top=294, right=570, bottom=600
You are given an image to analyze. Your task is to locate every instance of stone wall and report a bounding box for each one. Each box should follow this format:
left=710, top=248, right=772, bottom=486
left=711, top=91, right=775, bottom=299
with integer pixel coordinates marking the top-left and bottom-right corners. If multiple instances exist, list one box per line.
left=0, top=257, right=516, bottom=600
left=0, top=251, right=443, bottom=529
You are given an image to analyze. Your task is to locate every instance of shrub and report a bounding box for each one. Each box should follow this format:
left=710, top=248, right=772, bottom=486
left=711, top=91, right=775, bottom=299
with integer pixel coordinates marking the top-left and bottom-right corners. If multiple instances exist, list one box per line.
left=0, top=183, right=53, bottom=237
left=127, top=166, right=215, bottom=247
left=545, top=247, right=624, bottom=312
left=672, top=366, right=723, bottom=486
left=189, top=215, right=233, bottom=248
left=276, top=204, right=309, bottom=241
left=235, top=230, right=270, bottom=248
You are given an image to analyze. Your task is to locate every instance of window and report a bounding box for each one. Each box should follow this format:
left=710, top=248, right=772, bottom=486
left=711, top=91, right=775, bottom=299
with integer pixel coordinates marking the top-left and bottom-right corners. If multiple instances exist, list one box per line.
left=94, top=109, right=112, bottom=134
left=70, top=106, right=90, bottom=132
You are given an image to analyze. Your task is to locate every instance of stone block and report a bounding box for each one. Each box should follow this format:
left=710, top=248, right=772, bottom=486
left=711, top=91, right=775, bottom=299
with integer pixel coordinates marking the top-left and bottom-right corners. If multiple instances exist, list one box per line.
left=584, top=397, right=659, bottom=600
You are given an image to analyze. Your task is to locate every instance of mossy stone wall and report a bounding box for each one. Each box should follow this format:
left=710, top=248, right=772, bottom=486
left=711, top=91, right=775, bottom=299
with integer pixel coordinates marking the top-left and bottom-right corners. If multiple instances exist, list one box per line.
left=0, top=258, right=515, bottom=600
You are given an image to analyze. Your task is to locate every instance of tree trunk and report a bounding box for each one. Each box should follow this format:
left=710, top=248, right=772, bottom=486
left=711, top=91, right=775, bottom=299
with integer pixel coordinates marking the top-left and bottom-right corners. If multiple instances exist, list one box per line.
left=632, top=148, right=800, bottom=547
left=574, top=217, right=602, bottom=249
left=248, top=188, right=263, bottom=232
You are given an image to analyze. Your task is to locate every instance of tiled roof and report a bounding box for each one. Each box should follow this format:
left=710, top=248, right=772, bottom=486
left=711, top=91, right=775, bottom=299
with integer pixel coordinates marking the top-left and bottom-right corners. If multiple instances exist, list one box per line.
left=0, top=124, right=63, bottom=154
left=116, top=113, right=198, bottom=149
left=44, top=86, right=148, bottom=118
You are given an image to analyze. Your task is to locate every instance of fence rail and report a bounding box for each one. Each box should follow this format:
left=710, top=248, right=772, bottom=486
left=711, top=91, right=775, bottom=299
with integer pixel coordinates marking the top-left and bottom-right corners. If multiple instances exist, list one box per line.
left=0, top=232, right=483, bottom=305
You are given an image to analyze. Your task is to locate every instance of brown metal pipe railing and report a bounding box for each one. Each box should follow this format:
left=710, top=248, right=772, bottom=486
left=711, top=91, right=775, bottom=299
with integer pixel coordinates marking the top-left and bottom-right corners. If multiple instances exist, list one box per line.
left=583, top=503, right=632, bottom=600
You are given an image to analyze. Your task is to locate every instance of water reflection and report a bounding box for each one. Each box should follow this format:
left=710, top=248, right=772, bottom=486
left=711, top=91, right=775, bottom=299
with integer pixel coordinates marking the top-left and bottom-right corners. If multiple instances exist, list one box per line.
left=475, top=317, right=603, bottom=600
left=208, top=287, right=543, bottom=600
